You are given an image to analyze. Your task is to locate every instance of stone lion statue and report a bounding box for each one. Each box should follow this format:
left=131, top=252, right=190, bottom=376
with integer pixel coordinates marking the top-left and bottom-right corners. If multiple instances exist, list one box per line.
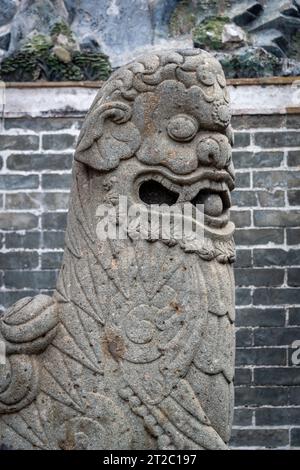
left=0, top=48, right=235, bottom=450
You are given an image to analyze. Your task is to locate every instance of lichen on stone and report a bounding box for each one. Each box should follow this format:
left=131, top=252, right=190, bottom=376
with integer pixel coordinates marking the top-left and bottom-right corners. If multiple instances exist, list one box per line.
left=0, top=21, right=111, bottom=82
left=288, top=31, right=300, bottom=62
left=50, top=20, right=74, bottom=41
left=218, top=47, right=282, bottom=79
left=0, top=50, right=40, bottom=81
left=192, top=16, right=230, bottom=50
left=73, top=51, right=112, bottom=81
left=167, top=0, right=300, bottom=78
left=1, top=1, right=300, bottom=80
left=22, top=34, right=52, bottom=55
left=38, top=53, right=83, bottom=81
left=169, top=0, right=197, bottom=37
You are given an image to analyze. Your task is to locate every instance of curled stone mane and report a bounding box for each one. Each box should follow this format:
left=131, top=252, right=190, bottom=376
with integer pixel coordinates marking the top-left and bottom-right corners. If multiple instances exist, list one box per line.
left=75, top=48, right=232, bottom=172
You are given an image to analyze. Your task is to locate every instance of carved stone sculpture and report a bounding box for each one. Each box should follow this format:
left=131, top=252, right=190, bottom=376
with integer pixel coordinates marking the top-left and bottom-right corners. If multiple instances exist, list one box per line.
left=0, top=49, right=236, bottom=450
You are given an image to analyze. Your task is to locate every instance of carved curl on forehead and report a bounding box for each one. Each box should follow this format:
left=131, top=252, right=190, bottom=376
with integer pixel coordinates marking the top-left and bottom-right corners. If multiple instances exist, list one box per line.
left=75, top=49, right=232, bottom=172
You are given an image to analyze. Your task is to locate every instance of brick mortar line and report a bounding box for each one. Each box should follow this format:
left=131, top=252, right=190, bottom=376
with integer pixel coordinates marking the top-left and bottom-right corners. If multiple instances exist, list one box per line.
left=1, top=127, right=299, bottom=134
left=1, top=129, right=299, bottom=136
left=234, top=405, right=300, bottom=408
left=233, top=365, right=300, bottom=368
left=234, top=147, right=300, bottom=153
left=236, top=333, right=300, bottom=335
left=236, top=305, right=299, bottom=309
left=234, top=127, right=300, bottom=132
left=2, top=207, right=69, bottom=214
left=232, top=425, right=300, bottom=428
left=0, top=130, right=80, bottom=136
left=235, top=386, right=300, bottom=390
left=3, top=208, right=300, bottom=214
left=234, top=129, right=300, bottom=133
left=0, top=238, right=299, bottom=252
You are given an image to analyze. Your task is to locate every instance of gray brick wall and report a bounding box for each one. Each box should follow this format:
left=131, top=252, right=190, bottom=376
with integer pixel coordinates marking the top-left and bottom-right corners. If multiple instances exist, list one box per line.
left=0, top=112, right=300, bottom=449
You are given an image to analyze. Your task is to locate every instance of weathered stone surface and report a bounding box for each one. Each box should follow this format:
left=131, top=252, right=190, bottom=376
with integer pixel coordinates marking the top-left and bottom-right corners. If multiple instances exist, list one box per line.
left=68, top=0, right=181, bottom=66
left=7, top=0, right=68, bottom=54
left=235, top=249, right=252, bottom=268
left=41, top=174, right=72, bottom=190
left=222, top=23, right=247, bottom=45
left=41, top=231, right=65, bottom=250
left=236, top=347, right=286, bottom=366
left=7, top=153, right=73, bottom=171
left=0, top=212, right=38, bottom=230
left=233, top=150, right=284, bottom=169
left=234, top=228, right=284, bottom=245
left=233, top=408, right=253, bottom=426
left=1, top=0, right=300, bottom=78
left=0, top=135, right=39, bottom=151
left=257, top=190, right=285, bottom=207
left=235, top=172, right=250, bottom=188
left=236, top=308, right=286, bottom=327
left=0, top=175, right=39, bottom=190
left=41, top=212, right=67, bottom=230
left=5, top=232, right=41, bottom=250
left=0, top=2, right=111, bottom=81
left=291, top=428, right=300, bottom=446
left=0, top=0, right=17, bottom=27
left=288, top=150, right=300, bottom=166
left=0, top=49, right=236, bottom=450
left=254, top=210, right=300, bottom=227
left=0, top=0, right=187, bottom=71
left=255, top=367, right=300, bottom=386
left=42, top=134, right=76, bottom=150
left=231, top=428, right=289, bottom=448
left=287, top=228, right=300, bottom=245
left=235, top=268, right=284, bottom=287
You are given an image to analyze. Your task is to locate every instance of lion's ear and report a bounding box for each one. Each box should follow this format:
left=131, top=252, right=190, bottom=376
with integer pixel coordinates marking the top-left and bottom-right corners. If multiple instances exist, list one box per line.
left=75, top=101, right=141, bottom=171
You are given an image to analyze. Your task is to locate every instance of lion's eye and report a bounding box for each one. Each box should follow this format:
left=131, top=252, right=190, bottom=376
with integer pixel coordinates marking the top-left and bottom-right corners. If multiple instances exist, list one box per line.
left=167, top=114, right=198, bottom=142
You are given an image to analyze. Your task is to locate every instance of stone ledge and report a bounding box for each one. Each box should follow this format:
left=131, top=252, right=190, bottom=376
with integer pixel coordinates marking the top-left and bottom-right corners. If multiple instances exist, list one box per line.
left=2, top=80, right=300, bottom=118
left=3, top=76, right=300, bottom=88
left=4, top=81, right=104, bottom=88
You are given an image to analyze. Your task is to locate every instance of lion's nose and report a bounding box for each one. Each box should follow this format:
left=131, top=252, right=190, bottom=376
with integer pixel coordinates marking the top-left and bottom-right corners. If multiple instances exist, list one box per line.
left=161, top=147, right=198, bottom=175
left=197, top=134, right=231, bottom=169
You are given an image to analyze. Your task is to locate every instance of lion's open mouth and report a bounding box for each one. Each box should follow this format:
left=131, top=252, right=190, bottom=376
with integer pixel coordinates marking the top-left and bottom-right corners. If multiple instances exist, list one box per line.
left=135, top=168, right=233, bottom=229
